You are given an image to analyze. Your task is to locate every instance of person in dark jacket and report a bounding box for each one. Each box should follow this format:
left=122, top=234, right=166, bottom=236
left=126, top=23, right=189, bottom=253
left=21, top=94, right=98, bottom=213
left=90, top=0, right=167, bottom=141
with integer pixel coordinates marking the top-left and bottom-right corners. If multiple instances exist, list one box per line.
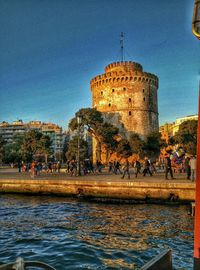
left=134, top=159, right=141, bottom=178
left=143, top=157, right=152, bottom=176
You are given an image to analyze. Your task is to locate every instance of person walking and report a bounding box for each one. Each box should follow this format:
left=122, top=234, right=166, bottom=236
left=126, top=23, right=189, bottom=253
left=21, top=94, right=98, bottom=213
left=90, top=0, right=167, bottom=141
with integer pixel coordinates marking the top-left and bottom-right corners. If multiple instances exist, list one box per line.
left=121, top=159, right=130, bottom=179
left=164, top=154, right=175, bottom=180
left=108, top=161, right=113, bottom=173
left=134, top=159, right=141, bottom=178
left=115, top=161, right=122, bottom=174
left=189, top=156, right=196, bottom=181
left=143, top=157, right=152, bottom=176
left=66, top=160, right=70, bottom=174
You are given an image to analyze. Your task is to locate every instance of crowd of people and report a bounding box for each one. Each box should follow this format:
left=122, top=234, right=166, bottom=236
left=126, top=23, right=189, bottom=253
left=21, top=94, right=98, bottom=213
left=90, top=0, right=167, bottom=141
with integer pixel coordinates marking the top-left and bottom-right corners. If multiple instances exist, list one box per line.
left=65, top=159, right=102, bottom=176
left=16, top=161, right=61, bottom=178
left=13, top=154, right=197, bottom=181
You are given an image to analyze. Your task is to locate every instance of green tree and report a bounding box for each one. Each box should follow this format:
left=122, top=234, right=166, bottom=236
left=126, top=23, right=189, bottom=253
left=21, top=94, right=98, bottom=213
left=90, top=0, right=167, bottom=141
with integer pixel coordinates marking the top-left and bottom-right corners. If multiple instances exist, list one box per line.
left=172, top=120, right=198, bottom=155
left=116, top=139, right=132, bottom=159
left=66, top=136, right=88, bottom=161
left=69, top=108, right=103, bottom=132
left=0, top=135, right=6, bottom=164
left=129, top=132, right=145, bottom=158
left=143, top=132, right=165, bottom=159
left=21, top=130, right=52, bottom=162
left=2, top=131, right=52, bottom=164
left=3, top=134, right=24, bottom=163
left=62, top=136, right=69, bottom=162
left=69, top=108, right=119, bottom=161
left=96, top=122, right=119, bottom=161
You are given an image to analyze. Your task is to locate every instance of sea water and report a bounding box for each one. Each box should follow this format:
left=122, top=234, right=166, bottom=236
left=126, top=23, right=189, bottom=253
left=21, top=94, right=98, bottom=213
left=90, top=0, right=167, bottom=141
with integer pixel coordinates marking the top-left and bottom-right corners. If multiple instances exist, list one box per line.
left=0, top=195, right=193, bottom=269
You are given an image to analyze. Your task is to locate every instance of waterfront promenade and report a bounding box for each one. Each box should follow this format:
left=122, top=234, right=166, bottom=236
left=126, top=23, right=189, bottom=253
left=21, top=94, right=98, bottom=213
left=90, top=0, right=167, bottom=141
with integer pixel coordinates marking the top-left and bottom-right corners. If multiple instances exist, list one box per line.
left=0, top=168, right=195, bottom=202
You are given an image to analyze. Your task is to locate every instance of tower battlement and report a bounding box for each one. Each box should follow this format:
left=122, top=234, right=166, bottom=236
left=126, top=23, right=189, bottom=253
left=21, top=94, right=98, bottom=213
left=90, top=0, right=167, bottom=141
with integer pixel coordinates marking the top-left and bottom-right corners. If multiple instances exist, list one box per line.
left=90, top=61, right=159, bottom=141
left=90, top=71, right=158, bottom=90
left=105, top=61, right=143, bottom=73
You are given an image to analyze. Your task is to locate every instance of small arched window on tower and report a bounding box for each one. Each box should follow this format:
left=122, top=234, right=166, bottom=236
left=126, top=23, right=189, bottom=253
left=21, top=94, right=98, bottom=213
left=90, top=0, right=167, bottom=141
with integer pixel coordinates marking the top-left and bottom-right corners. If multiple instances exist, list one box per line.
left=143, top=89, right=145, bottom=93
left=109, top=103, right=111, bottom=107
left=101, top=91, right=103, bottom=95
left=129, top=98, right=131, bottom=102
left=143, top=97, right=146, bottom=102
left=123, top=87, right=126, bottom=91
left=112, top=89, right=115, bottom=93
left=129, top=111, right=132, bottom=116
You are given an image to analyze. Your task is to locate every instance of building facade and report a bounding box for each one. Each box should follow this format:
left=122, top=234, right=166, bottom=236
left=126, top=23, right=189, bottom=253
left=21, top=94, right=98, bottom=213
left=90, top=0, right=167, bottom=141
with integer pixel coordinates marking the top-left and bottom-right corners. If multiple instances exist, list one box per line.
left=159, top=114, right=198, bottom=143
left=159, top=123, right=174, bottom=143
left=0, top=120, right=64, bottom=158
left=0, top=120, right=25, bottom=144
left=172, top=114, right=198, bottom=135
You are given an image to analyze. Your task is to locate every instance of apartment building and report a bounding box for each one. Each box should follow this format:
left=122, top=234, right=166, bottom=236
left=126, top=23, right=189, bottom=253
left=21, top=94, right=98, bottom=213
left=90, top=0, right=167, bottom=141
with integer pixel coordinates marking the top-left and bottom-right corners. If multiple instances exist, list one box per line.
left=0, top=120, right=64, bottom=157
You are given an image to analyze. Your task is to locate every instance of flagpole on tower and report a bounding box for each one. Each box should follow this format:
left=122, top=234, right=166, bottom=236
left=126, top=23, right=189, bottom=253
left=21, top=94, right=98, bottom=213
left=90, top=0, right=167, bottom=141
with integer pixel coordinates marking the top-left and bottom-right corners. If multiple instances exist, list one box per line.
left=120, top=32, right=124, bottom=62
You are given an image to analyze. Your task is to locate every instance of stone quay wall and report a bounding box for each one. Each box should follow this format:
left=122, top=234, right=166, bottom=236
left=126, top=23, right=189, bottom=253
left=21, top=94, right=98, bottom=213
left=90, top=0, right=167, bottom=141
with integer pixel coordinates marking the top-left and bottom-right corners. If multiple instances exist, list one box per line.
left=0, top=179, right=195, bottom=202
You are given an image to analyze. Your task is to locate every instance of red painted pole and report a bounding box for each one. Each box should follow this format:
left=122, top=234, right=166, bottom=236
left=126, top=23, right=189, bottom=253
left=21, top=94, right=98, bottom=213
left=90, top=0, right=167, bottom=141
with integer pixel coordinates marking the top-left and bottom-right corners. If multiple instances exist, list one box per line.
left=194, top=84, right=200, bottom=269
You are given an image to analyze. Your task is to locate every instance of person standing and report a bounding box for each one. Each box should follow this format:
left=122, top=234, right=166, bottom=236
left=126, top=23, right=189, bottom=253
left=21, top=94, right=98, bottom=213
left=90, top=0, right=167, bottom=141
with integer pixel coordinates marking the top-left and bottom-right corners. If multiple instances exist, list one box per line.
left=189, top=156, right=196, bottom=181
left=30, top=161, right=36, bottom=178
left=164, top=154, right=174, bottom=180
left=17, top=160, right=22, bottom=173
left=37, top=162, right=42, bottom=176
left=121, top=159, right=130, bottom=179
left=57, top=161, right=61, bottom=173
left=184, top=156, right=191, bottom=180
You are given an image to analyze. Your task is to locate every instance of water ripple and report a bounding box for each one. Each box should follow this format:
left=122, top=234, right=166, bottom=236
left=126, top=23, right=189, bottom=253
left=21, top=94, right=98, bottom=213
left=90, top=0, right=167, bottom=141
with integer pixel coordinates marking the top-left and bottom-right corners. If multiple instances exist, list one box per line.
left=0, top=194, right=193, bottom=269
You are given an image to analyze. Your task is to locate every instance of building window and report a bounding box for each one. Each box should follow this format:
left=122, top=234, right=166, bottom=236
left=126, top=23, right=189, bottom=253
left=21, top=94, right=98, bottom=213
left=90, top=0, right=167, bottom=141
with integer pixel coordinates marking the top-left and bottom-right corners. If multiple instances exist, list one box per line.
left=109, top=103, right=111, bottom=107
left=112, top=89, right=115, bottom=93
left=129, top=111, right=131, bottom=116
left=143, top=89, right=145, bottom=93
left=101, top=91, right=103, bottom=95
left=123, top=87, right=126, bottom=91
left=143, top=97, right=145, bottom=101
left=129, top=98, right=131, bottom=102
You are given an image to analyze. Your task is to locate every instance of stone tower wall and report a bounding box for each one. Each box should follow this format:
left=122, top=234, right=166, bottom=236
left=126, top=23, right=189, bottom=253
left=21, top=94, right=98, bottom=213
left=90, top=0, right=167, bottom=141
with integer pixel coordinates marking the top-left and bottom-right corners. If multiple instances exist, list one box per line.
left=90, top=61, right=159, bottom=139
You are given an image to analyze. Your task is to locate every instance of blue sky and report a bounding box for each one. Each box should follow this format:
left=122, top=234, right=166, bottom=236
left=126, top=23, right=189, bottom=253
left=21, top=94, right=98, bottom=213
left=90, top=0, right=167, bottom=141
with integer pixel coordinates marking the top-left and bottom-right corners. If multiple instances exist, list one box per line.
left=0, top=0, right=199, bottom=130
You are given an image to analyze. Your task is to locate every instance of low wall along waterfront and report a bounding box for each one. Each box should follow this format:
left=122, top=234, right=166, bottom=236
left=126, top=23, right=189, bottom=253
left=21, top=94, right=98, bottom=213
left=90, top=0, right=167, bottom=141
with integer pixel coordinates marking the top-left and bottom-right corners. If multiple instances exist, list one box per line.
left=0, top=178, right=195, bottom=202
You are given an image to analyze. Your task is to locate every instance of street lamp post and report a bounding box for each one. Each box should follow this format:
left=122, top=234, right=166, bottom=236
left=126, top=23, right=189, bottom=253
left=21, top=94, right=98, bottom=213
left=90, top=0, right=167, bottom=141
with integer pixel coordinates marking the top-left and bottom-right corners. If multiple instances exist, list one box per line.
left=77, top=116, right=81, bottom=176
left=194, top=86, right=200, bottom=270
left=192, top=0, right=200, bottom=40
